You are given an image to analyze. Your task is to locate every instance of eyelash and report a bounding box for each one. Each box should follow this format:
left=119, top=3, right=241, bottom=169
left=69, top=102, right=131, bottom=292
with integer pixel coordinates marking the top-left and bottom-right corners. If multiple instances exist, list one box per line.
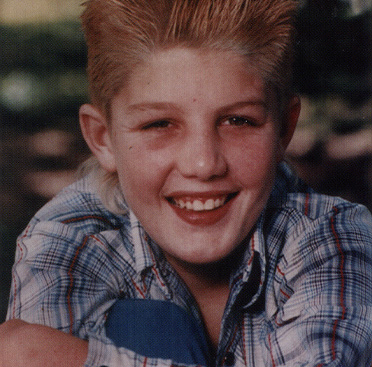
left=220, top=116, right=259, bottom=127
left=141, top=120, right=172, bottom=130
left=141, top=115, right=259, bottom=130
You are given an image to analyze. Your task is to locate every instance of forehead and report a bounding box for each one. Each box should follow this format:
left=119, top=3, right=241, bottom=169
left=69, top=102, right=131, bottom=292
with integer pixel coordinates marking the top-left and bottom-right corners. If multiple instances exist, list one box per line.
left=113, top=48, right=270, bottom=110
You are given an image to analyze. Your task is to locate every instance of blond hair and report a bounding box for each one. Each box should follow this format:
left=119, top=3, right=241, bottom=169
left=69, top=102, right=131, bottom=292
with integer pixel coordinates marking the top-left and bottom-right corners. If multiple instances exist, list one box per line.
left=82, top=0, right=298, bottom=115
left=80, top=0, right=298, bottom=213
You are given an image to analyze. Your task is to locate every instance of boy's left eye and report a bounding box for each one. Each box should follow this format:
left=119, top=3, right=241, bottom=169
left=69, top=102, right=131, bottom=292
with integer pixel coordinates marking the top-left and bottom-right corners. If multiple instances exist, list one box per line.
left=220, top=116, right=258, bottom=127
left=141, top=120, right=171, bottom=130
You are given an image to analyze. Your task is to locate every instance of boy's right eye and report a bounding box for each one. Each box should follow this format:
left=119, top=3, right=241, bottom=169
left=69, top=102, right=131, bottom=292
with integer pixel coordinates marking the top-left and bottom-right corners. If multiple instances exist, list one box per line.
left=141, top=120, right=171, bottom=130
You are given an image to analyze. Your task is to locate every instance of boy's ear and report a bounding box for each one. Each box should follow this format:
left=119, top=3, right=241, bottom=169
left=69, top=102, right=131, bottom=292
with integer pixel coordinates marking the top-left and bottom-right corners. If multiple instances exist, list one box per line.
left=79, top=104, right=117, bottom=172
left=278, top=96, right=301, bottom=158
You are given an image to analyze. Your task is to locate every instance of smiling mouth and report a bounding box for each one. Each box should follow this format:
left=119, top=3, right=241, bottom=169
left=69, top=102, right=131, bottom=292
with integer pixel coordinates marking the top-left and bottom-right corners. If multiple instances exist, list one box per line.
left=167, top=193, right=238, bottom=212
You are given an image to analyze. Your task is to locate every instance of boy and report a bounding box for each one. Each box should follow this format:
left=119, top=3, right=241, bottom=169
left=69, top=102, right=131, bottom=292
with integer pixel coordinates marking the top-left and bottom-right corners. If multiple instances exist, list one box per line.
left=1, top=0, right=372, bottom=366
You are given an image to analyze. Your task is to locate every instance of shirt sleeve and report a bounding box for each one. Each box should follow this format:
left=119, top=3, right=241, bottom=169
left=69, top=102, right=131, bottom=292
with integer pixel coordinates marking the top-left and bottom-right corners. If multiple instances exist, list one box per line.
left=262, top=203, right=372, bottom=366
left=7, top=220, right=205, bottom=367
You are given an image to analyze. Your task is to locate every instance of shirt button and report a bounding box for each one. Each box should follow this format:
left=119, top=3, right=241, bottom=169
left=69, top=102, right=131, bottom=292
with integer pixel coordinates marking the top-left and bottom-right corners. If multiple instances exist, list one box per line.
left=224, top=352, right=235, bottom=366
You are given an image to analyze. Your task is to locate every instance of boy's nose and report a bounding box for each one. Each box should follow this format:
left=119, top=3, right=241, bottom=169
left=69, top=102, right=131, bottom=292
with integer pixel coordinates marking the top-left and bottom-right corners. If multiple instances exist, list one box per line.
left=176, top=129, right=227, bottom=181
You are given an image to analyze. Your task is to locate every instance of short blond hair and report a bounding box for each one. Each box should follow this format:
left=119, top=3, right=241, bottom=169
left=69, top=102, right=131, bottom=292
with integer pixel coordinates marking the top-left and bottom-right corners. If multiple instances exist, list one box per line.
left=81, top=0, right=298, bottom=116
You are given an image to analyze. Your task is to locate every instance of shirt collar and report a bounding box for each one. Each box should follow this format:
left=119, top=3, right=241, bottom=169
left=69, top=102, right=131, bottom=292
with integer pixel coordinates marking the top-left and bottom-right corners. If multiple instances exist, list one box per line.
left=222, top=213, right=267, bottom=310
left=130, top=210, right=157, bottom=275
left=128, top=203, right=268, bottom=306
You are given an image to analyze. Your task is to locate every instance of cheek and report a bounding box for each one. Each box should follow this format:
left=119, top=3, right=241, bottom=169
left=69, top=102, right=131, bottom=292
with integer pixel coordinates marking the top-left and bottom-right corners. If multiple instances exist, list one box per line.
left=114, top=143, right=172, bottom=199
left=229, top=133, right=280, bottom=185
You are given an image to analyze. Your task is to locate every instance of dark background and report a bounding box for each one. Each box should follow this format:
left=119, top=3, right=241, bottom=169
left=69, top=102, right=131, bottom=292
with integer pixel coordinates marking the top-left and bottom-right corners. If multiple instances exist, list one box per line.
left=0, top=0, right=371, bottom=322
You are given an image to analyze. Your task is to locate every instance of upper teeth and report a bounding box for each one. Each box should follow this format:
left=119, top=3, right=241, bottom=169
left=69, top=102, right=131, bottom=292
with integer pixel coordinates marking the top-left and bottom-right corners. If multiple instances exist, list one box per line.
left=174, top=197, right=226, bottom=211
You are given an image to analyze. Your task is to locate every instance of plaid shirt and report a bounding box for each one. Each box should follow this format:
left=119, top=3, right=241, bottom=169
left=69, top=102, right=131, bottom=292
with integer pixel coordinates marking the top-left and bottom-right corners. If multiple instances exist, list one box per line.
left=7, top=163, right=372, bottom=367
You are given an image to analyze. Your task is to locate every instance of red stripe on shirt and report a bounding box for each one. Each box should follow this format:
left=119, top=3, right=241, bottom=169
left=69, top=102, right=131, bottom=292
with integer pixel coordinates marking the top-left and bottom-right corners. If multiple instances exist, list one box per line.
left=268, top=333, right=277, bottom=367
left=277, top=266, right=285, bottom=277
left=280, top=289, right=290, bottom=299
left=274, top=315, right=284, bottom=327
left=148, top=249, right=166, bottom=287
left=131, top=279, right=146, bottom=299
left=332, top=319, right=340, bottom=360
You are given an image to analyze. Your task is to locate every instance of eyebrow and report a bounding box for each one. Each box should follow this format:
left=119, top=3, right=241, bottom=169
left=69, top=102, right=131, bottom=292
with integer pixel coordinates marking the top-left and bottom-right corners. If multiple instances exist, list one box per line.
left=126, top=100, right=267, bottom=114
left=217, top=100, right=267, bottom=114
left=126, top=102, right=183, bottom=114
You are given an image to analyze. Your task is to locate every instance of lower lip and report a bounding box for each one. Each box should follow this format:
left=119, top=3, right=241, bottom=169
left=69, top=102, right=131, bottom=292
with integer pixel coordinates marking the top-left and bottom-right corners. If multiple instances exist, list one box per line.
left=169, top=197, right=236, bottom=226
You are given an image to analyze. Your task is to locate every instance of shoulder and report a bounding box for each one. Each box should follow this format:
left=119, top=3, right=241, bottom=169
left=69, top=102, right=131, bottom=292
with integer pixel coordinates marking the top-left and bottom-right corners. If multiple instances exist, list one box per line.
left=16, top=174, right=134, bottom=277
left=265, top=163, right=372, bottom=259
left=10, top=176, right=135, bottom=323
left=269, top=162, right=371, bottom=233
left=28, top=173, right=128, bottom=232
left=282, top=191, right=372, bottom=243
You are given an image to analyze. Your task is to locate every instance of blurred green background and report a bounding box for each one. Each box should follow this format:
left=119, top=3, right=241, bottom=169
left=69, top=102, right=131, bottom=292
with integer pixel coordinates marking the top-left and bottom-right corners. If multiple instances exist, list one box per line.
left=0, top=0, right=371, bottom=322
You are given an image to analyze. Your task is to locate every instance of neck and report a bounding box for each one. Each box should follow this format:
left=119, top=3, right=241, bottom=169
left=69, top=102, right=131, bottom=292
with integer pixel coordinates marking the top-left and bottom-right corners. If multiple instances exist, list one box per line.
left=168, top=258, right=231, bottom=351
left=164, top=244, right=247, bottom=351
left=166, top=244, right=245, bottom=292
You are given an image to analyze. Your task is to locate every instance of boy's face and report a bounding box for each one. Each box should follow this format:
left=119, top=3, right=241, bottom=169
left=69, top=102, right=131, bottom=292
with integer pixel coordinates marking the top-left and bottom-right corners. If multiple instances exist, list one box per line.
left=84, top=48, right=298, bottom=270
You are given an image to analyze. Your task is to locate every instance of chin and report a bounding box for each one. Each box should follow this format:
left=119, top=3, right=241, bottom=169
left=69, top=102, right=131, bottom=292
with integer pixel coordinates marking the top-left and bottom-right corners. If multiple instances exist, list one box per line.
left=170, top=242, right=240, bottom=266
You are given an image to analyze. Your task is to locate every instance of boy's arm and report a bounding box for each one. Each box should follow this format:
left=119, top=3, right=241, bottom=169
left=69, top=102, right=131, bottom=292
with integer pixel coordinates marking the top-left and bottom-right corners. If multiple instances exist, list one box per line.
left=0, top=319, right=88, bottom=367
left=7, top=221, right=206, bottom=367
left=0, top=319, right=205, bottom=367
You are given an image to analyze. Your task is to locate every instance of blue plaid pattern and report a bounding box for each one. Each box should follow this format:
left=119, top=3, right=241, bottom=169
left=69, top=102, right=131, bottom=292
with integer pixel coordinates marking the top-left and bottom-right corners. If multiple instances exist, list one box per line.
left=7, top=163, right=372, bottom=366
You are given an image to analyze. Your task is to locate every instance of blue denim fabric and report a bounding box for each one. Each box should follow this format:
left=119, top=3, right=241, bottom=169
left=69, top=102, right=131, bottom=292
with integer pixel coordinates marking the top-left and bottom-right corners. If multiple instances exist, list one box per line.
left=105, top=299, right=210, bottom=365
